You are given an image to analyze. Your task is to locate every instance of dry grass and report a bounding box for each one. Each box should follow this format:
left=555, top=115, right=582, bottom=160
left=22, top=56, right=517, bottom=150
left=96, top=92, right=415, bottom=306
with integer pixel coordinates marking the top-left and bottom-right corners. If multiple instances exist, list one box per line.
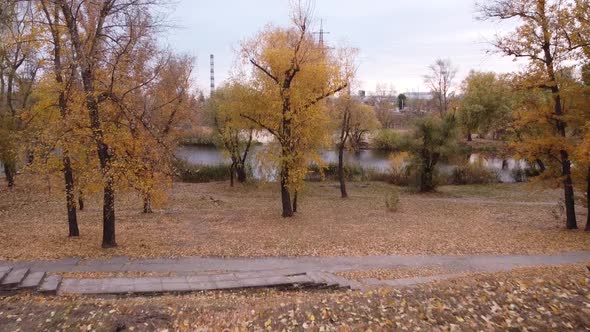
left=0, top=175, right=589, bottom=261
left=1, top=264, right=589, bottom=331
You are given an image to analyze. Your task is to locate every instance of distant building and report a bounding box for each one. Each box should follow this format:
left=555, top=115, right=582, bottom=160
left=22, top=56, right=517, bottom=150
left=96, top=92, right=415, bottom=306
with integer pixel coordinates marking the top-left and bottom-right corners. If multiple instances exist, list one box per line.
left=404, top=92, right=432, bottom=100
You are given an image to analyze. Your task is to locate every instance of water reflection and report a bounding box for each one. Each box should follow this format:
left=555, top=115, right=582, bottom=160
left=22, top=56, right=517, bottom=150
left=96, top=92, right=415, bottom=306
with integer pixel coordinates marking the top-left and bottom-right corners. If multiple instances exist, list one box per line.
left=176, top=146, right=526, bottom=183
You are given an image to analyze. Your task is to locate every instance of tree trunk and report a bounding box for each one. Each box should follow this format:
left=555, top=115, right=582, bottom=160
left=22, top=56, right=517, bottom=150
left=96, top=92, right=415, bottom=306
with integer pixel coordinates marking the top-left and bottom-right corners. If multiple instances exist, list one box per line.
left=338, top=145, right=348, bottom=198
left=102, top=177, right=117, bottom=248
left=60, top=1, right=118, bottom=247
left=502, top=160, right=508, bottom=170
left=229, top=163, right=235, bottom=187
left=536, top=159, right=546, bottom=173
left=562, top=160, right=577, bottom=230
left=62, top=155, right=79, bottom=237
left=3, top=161, right=15, bottom=188
left=78, top=191, right=85, bottom=211
left=420, top=165, right=434, bottom=192
left=419, top=148, right=436, bottom=192
left=586, top=167, right=590, bottom=232
left=236, top=165, right=247, bottom=183
left=552, top=102, right=577, bottom=228
left=280, top=165, right=293, bottom=218
left=293, top=191, right=298, bottom=213
left=143, top=194, right=153, bottom=214
left=466, top=132, right=472, bottom=142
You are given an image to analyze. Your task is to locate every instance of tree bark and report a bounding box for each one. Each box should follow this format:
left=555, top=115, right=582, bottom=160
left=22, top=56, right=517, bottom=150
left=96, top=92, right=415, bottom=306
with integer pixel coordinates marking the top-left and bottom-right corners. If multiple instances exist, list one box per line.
left=419, top=148, right=436, bottom=192
left=102, top=177, right=117, bottom=248
left=78, top=191, right=85, bottom=211
left=420, top=165, right=435, bottom=192
left=229, top=163, right=235, bottom=187
left=539, top=12, right=577, bottom=229
left=554, top=97, right=577, bottom=230
left=62, top=155, right=79, bottom=237
left=536, top=159, right=546, bottom=173
left=292, top=191, right=298, bottom=213
left=338, top=145, right=348, bottom=198
left=236, top=165, right=247, bottom=183
left=143, top=194, right=153, bottom=214
left=3, top=162, right=15, bottom=188
left=280, top=165, right=293, bottom=217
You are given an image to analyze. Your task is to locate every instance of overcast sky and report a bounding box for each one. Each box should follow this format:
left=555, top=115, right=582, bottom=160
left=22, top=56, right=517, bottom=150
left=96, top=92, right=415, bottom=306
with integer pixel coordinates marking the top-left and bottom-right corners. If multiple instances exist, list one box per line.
left=163, top=0, right=521, bottom=95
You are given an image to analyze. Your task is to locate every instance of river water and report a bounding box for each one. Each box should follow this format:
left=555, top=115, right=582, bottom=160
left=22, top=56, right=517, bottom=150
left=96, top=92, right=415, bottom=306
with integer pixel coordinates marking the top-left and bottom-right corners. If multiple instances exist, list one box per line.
left=176, top=145, right=526, bottom=183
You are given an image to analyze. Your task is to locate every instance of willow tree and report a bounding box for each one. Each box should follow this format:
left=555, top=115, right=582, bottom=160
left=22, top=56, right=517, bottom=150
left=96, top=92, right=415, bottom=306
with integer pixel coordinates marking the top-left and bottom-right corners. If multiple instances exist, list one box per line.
left=458, top=71, right=513, bottom=141
left=240, top=3, right=354, bottom=217
left=481, top=0, right=584, bottom=229
left=209, top=81, right=261, bottom=186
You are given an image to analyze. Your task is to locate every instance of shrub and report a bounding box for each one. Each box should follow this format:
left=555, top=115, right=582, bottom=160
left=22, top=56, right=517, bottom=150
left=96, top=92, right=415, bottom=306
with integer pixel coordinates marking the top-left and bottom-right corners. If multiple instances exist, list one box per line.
left=388, top=152, right=412, bottom=186
left=450, top=163, right=498, bottom=185
left=385, top=187, right=400, bottom=212
left=174, top=160, right=231, bottom=183
left=372, top=130, right=404, bottom=151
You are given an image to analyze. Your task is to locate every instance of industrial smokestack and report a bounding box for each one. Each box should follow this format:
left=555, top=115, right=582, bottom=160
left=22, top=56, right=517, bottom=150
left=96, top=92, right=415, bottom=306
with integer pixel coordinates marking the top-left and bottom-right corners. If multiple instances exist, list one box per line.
left=210, top=54, right=215, bottom=96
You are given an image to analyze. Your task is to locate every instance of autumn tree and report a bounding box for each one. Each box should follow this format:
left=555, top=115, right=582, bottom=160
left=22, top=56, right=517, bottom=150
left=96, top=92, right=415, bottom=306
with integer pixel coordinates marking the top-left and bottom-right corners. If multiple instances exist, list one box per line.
left=424, top=59, right=457, bottom=117
left=34, top=0, right=84, bottom=236
left=116, top=53, right=196, bottom=213
left=57, top=0, right=170, bottom=246
left=481, top=0, right=586, bottom=229
left=208, top=81, right=261, bottom=186
left=573, top=0, right=590, bottom=231
left=458, top=71, right=513, bottom=141
left=0, top=0, right=39, bottom=188
left=240, top=2, right=354, bottom=217
left=331, top=90, right=379, bottom=198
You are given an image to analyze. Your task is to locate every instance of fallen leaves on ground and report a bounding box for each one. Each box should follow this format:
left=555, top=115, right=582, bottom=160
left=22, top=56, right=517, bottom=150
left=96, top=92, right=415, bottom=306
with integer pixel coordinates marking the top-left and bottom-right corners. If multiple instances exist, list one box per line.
left=1, top=264, right=589, bottom=331
left=0, top=176, right=588, bottom=261
left=336, top=266, right=450, bottom=281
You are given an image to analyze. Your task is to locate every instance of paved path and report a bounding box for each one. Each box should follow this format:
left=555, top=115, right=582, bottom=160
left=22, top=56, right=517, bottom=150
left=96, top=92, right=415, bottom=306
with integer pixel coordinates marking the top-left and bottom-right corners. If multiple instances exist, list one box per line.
left=2, top=252, right=589, bottom=296
left=2, top=251, right=590, bottom=275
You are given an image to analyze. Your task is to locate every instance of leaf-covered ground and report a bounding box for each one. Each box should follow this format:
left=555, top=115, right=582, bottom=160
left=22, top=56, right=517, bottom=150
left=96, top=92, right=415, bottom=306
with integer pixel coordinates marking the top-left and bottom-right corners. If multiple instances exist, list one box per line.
left=336, top=266, right=451, bottom=281
left=1, top=265, right=589, bottom=331
left=0, top=176, right=589, bottom=260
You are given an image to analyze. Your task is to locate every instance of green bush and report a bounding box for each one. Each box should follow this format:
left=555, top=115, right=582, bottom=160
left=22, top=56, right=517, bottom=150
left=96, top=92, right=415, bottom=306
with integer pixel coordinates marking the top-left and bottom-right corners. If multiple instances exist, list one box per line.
left=372, top=130, right=404, bottom=151
left=450, top=163, right=498, bottom=185
left=174, top=160, right=231, bottom=183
